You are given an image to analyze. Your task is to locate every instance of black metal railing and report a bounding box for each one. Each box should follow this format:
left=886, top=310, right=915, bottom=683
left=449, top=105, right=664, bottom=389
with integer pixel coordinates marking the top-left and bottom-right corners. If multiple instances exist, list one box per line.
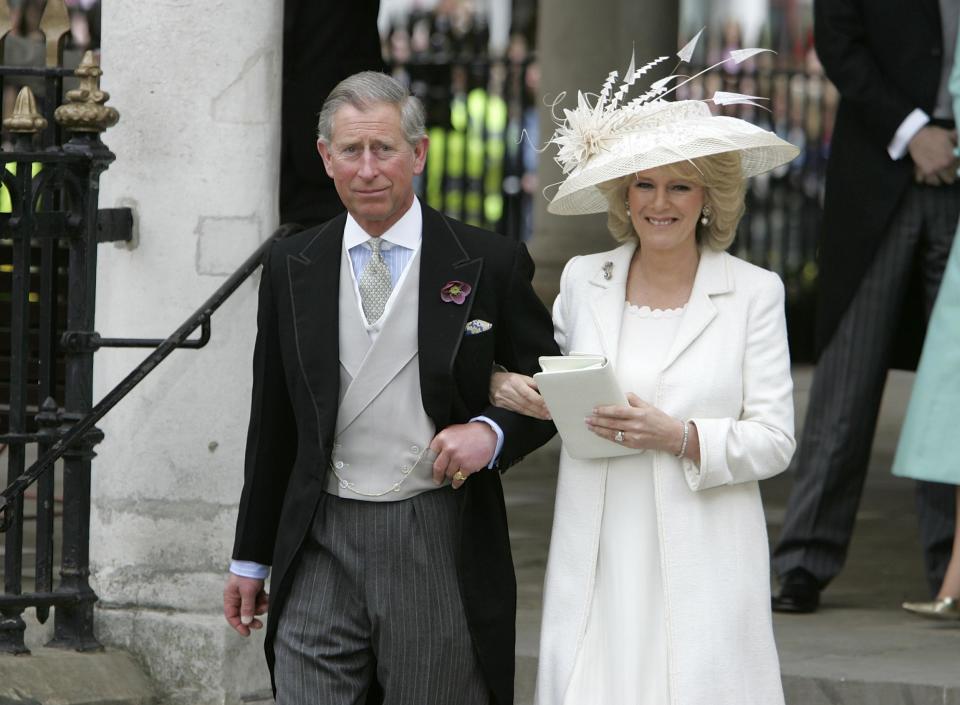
left=0, top=41, right=114, bottom=651
left=0, top=1, right=123, bottom=653
left=0, top=35, right=299, bottom=655
left=0, top=162, right=294, bottom=653
left=0, top=73, right=113, bottom=654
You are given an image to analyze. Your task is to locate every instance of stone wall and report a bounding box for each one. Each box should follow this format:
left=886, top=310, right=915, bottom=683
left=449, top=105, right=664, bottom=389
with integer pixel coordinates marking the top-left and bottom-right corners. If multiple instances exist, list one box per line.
left=92, top=2, right=282, bottom=702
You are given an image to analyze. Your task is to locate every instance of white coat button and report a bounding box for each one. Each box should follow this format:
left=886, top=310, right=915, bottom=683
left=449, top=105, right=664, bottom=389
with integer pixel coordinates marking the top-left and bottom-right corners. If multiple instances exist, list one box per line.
left=334, top=461, right=344, bottom=469
left=410, top=445, right=419, bottom=453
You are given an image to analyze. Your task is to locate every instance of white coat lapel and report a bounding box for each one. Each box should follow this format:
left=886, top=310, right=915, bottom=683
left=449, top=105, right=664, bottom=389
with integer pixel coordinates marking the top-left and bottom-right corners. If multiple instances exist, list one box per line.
left=587, top=241, right=636, bottom=367
left=336, top=250, right=421, bottom=435
left=660, top=248, right=732, bottom=371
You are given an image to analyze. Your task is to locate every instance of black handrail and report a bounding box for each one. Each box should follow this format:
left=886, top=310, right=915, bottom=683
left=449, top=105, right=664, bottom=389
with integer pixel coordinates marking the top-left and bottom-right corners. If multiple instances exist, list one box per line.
left=0, top=222, right=302, bottom=531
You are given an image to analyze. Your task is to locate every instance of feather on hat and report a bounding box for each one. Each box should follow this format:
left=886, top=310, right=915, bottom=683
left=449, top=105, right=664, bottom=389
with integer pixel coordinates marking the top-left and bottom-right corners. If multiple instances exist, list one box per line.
left=546, top=33, right=800, bottom=216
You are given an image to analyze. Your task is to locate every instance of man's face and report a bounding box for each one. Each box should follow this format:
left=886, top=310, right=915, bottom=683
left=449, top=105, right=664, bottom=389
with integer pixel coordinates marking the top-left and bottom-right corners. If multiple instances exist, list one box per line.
left=317, top=102, right=428, bottom=237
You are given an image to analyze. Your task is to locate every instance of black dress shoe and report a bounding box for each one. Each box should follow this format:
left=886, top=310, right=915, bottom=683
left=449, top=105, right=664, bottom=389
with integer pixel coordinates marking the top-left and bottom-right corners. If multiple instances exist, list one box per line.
left=772, top=568, right=820, bottom=613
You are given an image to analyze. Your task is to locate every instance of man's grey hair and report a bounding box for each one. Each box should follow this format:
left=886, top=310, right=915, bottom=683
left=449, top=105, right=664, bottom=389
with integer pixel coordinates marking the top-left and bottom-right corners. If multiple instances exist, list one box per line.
left=317, top=71, right=427, bottom=148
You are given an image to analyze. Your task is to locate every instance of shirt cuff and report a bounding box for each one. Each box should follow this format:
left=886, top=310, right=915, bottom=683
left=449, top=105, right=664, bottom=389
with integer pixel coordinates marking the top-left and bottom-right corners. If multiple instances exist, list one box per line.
left=470, top=415, right=505, bottom=469
left=230, top=560, right=270, bottom=580
left=888, top=108, right=929, bottom=160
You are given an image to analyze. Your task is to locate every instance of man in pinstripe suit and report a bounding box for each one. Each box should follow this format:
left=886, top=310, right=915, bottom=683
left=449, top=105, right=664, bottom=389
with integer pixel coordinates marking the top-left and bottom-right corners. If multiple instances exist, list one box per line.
left=222, top=72, right=558, bottom=704
left=772, top=0, right=959, bottom=612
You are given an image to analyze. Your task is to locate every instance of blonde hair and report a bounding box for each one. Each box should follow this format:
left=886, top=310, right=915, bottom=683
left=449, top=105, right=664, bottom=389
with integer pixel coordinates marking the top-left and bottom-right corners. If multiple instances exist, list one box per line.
left=598, top=151, right=746, bottom=250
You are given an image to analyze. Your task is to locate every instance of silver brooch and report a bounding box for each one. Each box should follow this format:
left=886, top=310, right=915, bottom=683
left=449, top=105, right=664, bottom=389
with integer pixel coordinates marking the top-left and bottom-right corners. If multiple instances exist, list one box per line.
left=601, top=261, right=613, bottom=280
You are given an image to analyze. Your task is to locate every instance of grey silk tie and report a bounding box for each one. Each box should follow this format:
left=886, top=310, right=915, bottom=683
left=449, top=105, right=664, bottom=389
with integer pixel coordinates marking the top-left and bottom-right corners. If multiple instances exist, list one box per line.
left=359, top=238, right=392, bottom=323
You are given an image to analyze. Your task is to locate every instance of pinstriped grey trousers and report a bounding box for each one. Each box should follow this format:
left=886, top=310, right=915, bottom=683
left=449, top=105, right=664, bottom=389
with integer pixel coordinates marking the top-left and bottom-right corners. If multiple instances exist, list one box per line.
left=774, top=182, right=959, bottom=594
left=273, top=487, right=489, bottom=705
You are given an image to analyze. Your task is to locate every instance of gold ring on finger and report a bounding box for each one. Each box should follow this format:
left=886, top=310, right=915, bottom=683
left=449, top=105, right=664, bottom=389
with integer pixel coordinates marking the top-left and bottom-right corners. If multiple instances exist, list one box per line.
left=453, top=470, right=467, bottom=482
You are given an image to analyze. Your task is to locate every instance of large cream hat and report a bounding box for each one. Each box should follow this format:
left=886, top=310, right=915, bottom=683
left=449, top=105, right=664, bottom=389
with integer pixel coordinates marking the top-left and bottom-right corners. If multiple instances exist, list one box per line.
left=546, top=37, right=800, bottom=216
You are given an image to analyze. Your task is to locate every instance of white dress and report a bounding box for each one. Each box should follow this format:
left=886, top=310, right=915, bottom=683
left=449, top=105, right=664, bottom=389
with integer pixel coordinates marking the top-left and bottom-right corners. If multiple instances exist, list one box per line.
left=562, top=303, right=684, bottom=705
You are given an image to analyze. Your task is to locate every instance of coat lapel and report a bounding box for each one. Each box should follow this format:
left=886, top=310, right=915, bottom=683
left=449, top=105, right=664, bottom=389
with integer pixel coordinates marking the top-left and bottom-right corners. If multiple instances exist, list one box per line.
left=660, top=248, right=732, bottom=371
left=285, top=214, right=345, bottom=448
left=337, top=244, right=372, bottom=381
left=418, top=206, right=483, bottom=429
left=587, top=242, right=636, bottom=368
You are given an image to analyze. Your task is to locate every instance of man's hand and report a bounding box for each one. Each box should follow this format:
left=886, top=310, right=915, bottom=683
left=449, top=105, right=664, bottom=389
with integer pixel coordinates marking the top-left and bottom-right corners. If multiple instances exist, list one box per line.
left=908, top=126, right=957, bottom=179
left=223, top=573, right=268, bottom=636
left=430, top=422, right=498, bottom=489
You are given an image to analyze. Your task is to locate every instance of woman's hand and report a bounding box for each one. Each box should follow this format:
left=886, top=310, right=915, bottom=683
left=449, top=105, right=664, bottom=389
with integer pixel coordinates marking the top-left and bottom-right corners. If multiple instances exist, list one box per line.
left=489, top=371, right=551, bottom=420
left=587, top=392, right=695, bottom=459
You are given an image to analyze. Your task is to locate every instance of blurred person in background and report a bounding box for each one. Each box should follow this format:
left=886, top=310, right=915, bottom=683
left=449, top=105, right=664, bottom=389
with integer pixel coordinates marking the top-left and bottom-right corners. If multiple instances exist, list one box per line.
left=894, top=12, right=960, bottom=622
left=772, top=0, right=959, bottom=614
left=279, top=0, right=384, bottom=228
left=63, top=0, right=99, bottom=50
left=5, top=0, right=42, bottom=39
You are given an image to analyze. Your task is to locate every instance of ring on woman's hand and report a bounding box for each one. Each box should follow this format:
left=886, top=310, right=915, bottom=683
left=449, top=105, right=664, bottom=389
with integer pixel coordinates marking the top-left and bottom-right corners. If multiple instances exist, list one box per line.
left=453, top=470, right=467, bottom=482
left=614, top=430, right=625, bottom=443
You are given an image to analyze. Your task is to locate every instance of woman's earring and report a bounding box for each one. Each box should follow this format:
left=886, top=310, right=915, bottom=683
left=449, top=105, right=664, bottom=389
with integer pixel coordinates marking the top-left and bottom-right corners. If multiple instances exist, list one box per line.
left=624, top=200, right=631, bottom=216
left=700, top=205, right=712, bottom=226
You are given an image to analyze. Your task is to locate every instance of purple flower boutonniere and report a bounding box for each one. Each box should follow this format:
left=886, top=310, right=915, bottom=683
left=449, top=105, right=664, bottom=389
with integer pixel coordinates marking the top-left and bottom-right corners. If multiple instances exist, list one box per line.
left=441, top=280, right=472, bottom=304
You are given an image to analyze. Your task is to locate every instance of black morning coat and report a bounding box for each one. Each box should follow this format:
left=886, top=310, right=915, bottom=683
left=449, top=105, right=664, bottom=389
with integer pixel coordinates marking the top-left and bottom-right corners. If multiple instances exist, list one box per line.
left=813, top=0, right=949, bottom=368
left=231, top=204, right=560, bottom=705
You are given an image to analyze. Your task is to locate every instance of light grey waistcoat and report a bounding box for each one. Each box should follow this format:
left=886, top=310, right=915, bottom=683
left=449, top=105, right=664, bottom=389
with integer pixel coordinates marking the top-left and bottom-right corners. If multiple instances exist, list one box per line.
left=324, top=245, right=445, bottom=501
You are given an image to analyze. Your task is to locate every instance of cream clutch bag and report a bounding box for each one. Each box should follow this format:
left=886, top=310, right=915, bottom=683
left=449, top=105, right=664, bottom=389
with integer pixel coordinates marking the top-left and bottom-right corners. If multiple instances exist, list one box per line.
left=533, top=353, right=640, bottom=460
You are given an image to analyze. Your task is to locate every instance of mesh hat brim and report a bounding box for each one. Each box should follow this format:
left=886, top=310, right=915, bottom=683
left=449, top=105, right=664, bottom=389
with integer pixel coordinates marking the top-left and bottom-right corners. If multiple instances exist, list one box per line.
left=547, top=115, right=800, bottom=216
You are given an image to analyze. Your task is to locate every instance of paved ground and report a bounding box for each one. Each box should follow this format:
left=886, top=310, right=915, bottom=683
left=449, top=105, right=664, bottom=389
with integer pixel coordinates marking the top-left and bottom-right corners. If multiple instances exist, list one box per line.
left=504, top=366, right=960, bottom=705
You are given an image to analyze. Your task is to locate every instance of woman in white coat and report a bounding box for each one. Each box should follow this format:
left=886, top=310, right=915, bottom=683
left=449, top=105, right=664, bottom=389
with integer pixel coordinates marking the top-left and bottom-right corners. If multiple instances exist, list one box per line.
left=492, top=48, right=800, bottom=705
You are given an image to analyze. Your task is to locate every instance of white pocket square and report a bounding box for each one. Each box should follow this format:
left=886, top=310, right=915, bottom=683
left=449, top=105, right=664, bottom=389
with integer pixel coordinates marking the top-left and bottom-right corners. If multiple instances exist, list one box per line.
left=464, top=319, right=493, bottom=336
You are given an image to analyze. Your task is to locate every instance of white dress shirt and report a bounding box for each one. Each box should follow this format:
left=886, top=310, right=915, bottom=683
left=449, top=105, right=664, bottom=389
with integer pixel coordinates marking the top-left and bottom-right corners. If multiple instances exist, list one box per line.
left=344, top=197, right=421, bottom=337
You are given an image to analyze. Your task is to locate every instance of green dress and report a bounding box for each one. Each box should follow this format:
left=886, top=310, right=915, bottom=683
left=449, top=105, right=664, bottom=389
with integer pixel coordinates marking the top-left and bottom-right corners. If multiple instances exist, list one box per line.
left=891, top=18, right=960, bottom=485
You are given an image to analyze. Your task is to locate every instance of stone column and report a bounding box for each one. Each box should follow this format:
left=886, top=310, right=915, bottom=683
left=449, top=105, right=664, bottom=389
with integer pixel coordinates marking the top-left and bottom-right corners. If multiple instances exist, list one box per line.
left=92, top=2, right=282, bottom=703
left=531, top=1, right=679, bottom=303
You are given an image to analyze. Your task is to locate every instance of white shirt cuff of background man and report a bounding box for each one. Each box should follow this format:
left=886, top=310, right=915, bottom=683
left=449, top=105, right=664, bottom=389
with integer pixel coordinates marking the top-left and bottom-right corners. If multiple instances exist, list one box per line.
left=229, top=418, right=504, bottom=579
left=888, top=108, right=930, bottom=160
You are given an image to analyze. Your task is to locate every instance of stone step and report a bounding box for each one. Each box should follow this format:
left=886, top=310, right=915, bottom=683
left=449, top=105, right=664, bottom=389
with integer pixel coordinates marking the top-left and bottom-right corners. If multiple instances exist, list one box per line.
left=0, top=648, right=156, bottom=705
left=776, top=609, right=960, bottom=705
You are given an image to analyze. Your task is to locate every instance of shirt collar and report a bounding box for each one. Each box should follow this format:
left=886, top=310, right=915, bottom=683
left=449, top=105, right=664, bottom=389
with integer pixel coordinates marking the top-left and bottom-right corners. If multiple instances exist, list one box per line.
left=343, top=197, right=422, bottom=252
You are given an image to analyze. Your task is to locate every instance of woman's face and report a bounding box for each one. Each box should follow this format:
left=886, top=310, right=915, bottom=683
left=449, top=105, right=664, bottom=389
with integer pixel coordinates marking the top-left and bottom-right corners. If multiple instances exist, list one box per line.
left=626, top=166, right=705, bottom=253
